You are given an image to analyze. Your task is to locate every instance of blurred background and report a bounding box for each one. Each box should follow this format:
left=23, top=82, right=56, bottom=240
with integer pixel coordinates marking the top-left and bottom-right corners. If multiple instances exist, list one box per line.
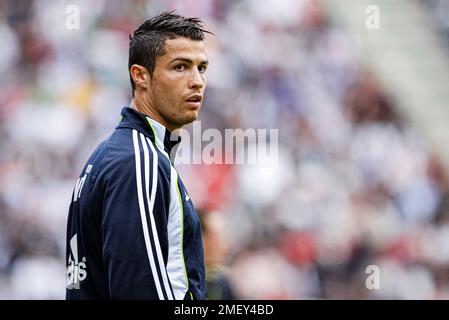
left=1, top=0, right=449, bottom=299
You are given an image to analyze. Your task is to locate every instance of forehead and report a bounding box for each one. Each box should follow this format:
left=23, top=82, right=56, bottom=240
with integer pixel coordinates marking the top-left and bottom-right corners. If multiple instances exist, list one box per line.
left=159, top=37, right=207, bottom=62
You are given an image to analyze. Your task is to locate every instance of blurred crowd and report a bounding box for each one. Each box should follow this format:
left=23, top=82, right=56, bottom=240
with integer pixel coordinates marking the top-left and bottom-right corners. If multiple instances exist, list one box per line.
left=420, top=0, right=449, bottom=51
left=1, top=0, right=449, bottom=299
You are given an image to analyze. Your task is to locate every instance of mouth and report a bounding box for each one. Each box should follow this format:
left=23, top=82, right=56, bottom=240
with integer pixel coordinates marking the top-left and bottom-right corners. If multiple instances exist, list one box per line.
left=185, top=94, right=202, bottom=109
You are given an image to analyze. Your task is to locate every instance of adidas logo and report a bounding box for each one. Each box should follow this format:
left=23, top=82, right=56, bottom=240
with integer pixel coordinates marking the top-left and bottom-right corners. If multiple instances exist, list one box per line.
left=66, top=234, right=87, bottom=290
left=185, top=192, right=190, bottom=202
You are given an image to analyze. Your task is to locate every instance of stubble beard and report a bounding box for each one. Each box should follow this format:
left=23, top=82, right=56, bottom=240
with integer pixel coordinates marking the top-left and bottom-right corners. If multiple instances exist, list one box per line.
left=160, top=104, right=200, bottom=131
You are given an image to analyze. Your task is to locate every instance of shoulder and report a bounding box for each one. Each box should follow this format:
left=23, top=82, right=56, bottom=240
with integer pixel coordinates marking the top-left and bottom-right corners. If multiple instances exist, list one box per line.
left=100, top=128, right=170, bottom=181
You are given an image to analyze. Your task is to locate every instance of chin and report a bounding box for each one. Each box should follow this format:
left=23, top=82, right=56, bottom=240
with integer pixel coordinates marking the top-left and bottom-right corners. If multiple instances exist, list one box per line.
left=174, top=115, right=198, bottom=129
left=184, top=116, right=198, bottom=126
left=186, top=110, right=200, bottom=123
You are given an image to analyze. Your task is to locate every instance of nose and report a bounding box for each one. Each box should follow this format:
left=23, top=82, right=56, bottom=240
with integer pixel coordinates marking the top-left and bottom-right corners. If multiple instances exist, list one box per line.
left=189, top=68, right=205, bottom=90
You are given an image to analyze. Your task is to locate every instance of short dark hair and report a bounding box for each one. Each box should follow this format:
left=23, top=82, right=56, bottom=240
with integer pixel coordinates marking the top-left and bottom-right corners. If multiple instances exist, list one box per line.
left=128, top=11, right=212, bottom=96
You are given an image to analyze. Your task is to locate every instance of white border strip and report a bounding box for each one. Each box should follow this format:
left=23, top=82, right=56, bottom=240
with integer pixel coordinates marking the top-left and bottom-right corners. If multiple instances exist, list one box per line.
left=140, top=133, right=174, bottom=300
left=132, top=129, right=164, bottom=299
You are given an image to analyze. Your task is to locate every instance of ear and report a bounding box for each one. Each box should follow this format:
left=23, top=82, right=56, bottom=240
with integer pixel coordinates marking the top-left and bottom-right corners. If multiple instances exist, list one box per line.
left=130, top=64, right=150, bottom=90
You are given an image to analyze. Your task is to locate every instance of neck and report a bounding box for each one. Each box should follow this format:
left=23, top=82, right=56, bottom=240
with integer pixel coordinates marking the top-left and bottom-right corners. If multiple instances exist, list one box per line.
left=131, top=96, right=175, bottom=132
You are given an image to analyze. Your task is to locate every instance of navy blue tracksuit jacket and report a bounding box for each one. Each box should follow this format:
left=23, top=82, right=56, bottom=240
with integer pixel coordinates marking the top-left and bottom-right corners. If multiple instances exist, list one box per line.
left=65, top=107, right=205, bottom=300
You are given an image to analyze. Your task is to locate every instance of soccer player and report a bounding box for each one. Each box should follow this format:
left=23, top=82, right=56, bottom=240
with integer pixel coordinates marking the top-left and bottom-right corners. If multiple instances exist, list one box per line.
left=65, top=12, right=211, bottom=300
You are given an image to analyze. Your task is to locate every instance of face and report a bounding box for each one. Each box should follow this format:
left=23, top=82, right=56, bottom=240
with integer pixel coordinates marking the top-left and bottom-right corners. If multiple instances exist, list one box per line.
left=146, top=37, right=208, bottom=131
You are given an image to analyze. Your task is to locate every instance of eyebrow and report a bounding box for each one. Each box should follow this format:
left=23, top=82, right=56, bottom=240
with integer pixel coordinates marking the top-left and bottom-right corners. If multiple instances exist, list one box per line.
left=170, top=58, right=209, bottom=65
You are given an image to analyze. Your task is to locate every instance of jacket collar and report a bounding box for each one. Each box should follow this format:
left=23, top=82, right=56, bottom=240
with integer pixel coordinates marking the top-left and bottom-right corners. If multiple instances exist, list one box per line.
left=116, top=106, right=181, bottom=160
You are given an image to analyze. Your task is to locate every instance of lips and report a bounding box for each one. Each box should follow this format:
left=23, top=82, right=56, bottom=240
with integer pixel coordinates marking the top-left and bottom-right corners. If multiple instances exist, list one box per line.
left=186, top=94, right=202, bottom=103
left=185, top=94, right=202, bottom=109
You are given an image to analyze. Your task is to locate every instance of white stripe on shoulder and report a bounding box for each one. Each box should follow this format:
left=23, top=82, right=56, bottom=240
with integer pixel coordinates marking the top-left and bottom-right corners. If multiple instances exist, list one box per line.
left=140, top=133, right=174, bottom=300
left=132, top=129, right=164, bottom=300
left=166, top=166, right=189, bottom=299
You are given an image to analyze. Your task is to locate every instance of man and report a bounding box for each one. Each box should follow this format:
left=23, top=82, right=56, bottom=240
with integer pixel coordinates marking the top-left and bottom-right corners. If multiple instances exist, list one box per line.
left=198, top=209, right=236, bottom=300
left=66, top=12, right=211, bottom=300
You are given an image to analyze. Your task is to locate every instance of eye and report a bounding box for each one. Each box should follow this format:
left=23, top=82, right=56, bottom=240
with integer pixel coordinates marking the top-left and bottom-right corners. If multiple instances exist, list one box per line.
left=175, top=64, right=186, bottom=71
left=198, top=65, right=207, bottom=73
